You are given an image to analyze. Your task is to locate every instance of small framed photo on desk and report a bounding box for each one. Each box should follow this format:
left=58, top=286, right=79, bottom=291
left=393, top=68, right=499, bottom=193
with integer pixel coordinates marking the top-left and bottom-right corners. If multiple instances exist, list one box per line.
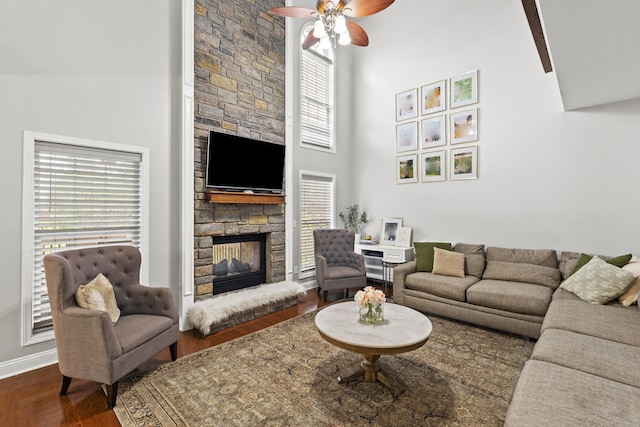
left=395, top=227, right=412, bottom=247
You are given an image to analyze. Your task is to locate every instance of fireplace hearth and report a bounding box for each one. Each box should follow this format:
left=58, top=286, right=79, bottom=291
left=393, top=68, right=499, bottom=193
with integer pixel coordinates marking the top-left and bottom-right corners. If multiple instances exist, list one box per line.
left=212, top=233, right=266, bottom=295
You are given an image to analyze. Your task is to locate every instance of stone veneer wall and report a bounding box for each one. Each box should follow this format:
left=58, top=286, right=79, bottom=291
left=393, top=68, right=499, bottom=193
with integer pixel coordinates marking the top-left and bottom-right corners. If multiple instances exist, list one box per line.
left=193, top=0, right=286, bottom=299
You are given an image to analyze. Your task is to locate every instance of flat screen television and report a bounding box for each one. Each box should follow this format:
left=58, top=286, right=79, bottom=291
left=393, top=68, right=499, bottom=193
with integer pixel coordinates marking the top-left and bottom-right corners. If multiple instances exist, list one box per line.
left=206, top=130, right=285, bottom=193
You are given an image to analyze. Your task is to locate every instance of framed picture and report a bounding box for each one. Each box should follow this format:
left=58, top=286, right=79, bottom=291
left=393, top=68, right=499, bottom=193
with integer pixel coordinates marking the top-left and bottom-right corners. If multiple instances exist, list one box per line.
left=450, top=145, right=478, bottom=180
left=450, top=70, right=478, bottom=109
left=396, top=121, right=418, bottom=152
left=450, top=108, right=478, bottom=144
left=421, top=150, right=446, bottom=182
left=381, top=217, right=403, bottom=245
left=395, top=226, right=413, bottom=247
left=421, top=80, right=446, bottom=115
left=421, top=115, right=446, bottom=149
left=396, top=88, right=418, bottom=121
left=396, top=153, right=418, bottom=184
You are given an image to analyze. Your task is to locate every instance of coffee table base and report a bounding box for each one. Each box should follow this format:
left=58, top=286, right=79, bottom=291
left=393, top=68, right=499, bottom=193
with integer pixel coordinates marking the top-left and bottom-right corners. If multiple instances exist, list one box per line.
left=337, top=354, right=404, bottom=394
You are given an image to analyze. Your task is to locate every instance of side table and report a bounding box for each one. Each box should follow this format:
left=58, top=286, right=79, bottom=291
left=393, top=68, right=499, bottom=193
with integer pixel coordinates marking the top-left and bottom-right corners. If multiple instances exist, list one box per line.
left=381, top=258, right=405, bottom=296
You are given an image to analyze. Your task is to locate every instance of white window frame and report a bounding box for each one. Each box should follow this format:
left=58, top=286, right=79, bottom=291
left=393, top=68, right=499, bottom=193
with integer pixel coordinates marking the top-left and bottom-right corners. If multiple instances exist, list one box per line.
left=21, top=131, right=150, bottom=346
left=299, top=24, right=336, bottom=153
left=298, top=170, right=336, bottom=279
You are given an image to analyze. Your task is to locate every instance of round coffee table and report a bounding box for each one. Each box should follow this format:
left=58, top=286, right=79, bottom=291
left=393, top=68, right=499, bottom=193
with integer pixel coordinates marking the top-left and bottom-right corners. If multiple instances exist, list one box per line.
left=314, top=301, right=432, bottom=394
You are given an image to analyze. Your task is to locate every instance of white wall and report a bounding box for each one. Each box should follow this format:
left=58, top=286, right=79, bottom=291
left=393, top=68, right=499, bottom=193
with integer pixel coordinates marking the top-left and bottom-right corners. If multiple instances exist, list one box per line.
left=0, top=1, right=181, bottom=371
left=350, top=0, right=640, bottom=256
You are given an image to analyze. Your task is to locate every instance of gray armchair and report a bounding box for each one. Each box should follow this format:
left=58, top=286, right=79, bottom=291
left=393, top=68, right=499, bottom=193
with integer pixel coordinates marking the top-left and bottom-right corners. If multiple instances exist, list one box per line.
left=313, top=229, right=367, bottom=302
left=44, top=245, right=179, bottom=409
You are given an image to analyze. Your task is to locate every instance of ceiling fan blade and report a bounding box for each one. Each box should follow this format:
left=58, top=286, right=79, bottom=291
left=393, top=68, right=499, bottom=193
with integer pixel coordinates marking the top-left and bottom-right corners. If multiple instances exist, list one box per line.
left=316, top=0, right=329, bottom=14
left=268, top=6, right=317, bottom=18
left=302, top=31, right=320, bottom=50
left=346, top=20, right=369, bottom=47
left=343, top=0, right=395, bottom=17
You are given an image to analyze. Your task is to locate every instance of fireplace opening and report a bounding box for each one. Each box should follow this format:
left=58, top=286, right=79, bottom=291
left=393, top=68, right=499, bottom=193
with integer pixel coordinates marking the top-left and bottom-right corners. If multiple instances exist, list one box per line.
left=212, top=233, right=266, bottom=295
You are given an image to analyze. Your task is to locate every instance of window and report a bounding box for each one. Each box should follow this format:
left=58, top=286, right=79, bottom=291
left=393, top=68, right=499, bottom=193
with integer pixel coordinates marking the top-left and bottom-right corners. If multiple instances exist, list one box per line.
left=299, top=171, right=335, bottom=277
left=21, top=132, right=148, bottom=345
left=300, top=25, right=335, bottom=151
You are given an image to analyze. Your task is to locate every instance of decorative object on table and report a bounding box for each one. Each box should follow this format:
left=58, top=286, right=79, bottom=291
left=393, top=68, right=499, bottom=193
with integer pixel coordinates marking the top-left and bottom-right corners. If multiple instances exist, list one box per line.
left=421, top=115, right=446, bottom=149
left=450, top=108, right=478, bottom=145
left=381, top=217, right=403, bottom=245
left=394, top=226, right=413, bottom=247
left=421, top=79, right=446, bottom=115
left=354, top=286, right=386, bottom=323
left=338, top=204, right=369, bottom=240
left=450, top=145, right=478, bottom=180
left=396, top=121, right=418, bottom=152
left=421, top=150, right=446, bottom=182
left=396, top=153, right=418, bottom=184
left=267, top=0, right=395, bottom=50
left=396, top=87, right=418, bottom=121
left=450, top=70, right=478, bottom=108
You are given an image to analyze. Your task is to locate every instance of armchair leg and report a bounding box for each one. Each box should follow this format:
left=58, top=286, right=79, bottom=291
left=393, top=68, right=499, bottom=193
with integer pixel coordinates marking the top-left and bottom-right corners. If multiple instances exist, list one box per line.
left=170, top=342, right=178, bottom=361
left=106, top=381, right=119, bottom=409
left=60, top=375, right=72, bottom=396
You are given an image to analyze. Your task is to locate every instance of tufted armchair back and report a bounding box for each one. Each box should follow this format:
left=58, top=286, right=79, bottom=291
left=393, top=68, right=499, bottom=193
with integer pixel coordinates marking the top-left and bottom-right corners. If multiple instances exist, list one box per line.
left=313, top=229, right=357, bottom=268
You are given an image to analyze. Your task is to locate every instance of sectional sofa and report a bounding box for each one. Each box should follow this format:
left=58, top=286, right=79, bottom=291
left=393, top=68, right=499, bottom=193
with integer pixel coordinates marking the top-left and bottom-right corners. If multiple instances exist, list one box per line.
left=393, top=243, right=640, bottom=426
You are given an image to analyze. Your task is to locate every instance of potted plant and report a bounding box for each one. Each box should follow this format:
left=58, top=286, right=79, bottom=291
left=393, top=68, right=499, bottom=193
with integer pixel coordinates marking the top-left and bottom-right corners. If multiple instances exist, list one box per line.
left=338, top=204, right=369, bottom=242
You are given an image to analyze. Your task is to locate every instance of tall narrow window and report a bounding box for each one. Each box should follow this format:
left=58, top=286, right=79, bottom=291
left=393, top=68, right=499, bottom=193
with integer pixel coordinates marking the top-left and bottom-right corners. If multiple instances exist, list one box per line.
left=299, top=171, right=335, bottom=277
left=22, top=132, right=147, bottom=344
left=300, top=26, right=335, bottom=151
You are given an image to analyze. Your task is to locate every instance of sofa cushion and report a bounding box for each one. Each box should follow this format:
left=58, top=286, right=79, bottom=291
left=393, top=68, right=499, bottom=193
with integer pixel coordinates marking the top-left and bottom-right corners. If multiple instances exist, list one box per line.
left=618, top=259, right=640, bottom=306
left=532, top=328, right=640, bottom=388
left=486, top=247, right=558, bottom=268
left=569, top=252, right=633, bottom=277
left=505, top=360, right=640, bottom=427
left=453, top=243, right=485, bottom=277
left=482, top=261, right=561, bottom=289
left=414, top=242, right=451, bottom=272
left=405, top=272, right=479, bottom=302
left=432, top=247, right=465, bottom=278
left=542, top=299, right=640, bottom=346
left=466, top=280, right=553, bottom=316
left=559, top=256, right=636, bottom=304
left=559, top=251, right=581, bottom=280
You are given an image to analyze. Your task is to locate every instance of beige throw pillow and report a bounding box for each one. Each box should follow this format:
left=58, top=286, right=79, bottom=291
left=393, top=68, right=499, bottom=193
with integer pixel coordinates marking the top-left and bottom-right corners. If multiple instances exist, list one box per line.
left=75, top=273, right=121, bottom=323
left=432, top=247, right=465, bottom=278
left=618, top=260, right=640, bottom=306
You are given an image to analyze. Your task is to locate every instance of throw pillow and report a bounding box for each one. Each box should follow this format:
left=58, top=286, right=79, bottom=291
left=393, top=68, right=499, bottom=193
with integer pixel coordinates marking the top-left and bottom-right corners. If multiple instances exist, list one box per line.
left=568, top=253, right=632, bottom=278
left=453, top=243, right=485, bottom=277
left=618, top=260, right=640, bottom=306
left=414, top=242, right=452, bottom=272
left=559, top=256, right=637, bottom=304
left=432, top=247, right=465, bottom=278
left=75, top=273, right=121, bottom=323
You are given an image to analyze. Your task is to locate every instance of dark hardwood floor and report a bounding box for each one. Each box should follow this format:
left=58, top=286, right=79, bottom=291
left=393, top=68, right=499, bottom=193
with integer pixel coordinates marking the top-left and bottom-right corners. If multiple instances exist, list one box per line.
left=0, top=287, right=363, bottom=427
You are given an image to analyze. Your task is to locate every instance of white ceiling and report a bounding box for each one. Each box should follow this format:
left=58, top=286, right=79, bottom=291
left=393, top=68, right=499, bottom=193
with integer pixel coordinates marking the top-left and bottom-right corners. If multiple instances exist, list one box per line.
left=538, top=0, right=640, bottom=110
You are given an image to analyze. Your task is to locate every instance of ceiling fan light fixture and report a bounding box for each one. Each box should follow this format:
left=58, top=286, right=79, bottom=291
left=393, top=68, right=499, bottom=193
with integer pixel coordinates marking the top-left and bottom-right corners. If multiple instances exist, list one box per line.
left=338, top=31, right=351, bottom=46
left=319, top=35, right=332, bottom=49
left=313, top=19, right=327, bottom=38
left=334, top=15, right=348, bottom=34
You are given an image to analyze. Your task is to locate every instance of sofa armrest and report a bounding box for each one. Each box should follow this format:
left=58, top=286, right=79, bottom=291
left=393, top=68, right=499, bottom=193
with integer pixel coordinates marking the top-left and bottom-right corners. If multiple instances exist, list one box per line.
left=60, top=306, right=123, bottom=362
left=349, top=252, right=366, bottom=275
left=315, top=254, right=328, bottom=286
left=393, top=260, right=417, bottom=305
left=117, top=284, right=179, bottom=323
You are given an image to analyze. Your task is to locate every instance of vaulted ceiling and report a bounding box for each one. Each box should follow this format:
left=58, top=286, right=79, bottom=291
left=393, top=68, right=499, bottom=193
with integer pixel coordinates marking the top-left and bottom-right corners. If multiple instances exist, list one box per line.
left=537, top=0, right=640, bottom=110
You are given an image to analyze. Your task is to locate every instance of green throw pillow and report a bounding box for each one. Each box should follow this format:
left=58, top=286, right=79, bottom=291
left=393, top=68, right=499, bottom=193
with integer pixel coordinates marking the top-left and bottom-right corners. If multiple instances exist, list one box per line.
left=415, top=242, right=452, bottom=272
left=569, top=253, right=632, bottom=278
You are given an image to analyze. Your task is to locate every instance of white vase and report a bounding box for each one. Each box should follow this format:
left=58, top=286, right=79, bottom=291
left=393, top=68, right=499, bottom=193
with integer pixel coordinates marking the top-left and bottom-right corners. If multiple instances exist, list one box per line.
left=354, top=233, right=361, bottom=243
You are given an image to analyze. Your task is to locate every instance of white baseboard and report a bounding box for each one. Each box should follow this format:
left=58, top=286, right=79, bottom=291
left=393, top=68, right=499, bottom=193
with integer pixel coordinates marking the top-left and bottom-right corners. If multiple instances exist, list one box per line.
left=0, top=348, right=58, bottom=380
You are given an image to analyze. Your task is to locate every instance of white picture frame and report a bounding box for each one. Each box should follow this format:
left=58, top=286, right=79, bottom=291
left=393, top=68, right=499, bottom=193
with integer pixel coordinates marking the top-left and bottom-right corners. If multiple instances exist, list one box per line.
left=421, top=80, right=446, bottom=115
left=450, top=70, right=478, bottom=109
left=421, top=115, right=446, bottom=149
left=450, top=108, right=478, bottom=145
left=396, top=121, right=418, bottom=152
left=381, top=217, right=403, bottom=245
left=395, top=226, right=413, bottom=247
left=396, top=88, right=418, bottom=121
left=450, top=145, right=478, bottom=180
left=396, top=153, right=418, bottom=184
left=421, top=150, right=446, bottom=182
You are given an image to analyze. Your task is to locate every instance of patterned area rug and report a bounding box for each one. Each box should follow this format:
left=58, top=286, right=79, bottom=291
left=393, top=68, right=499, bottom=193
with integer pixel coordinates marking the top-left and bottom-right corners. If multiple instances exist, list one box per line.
left=113, top=309, right=534, bottom=426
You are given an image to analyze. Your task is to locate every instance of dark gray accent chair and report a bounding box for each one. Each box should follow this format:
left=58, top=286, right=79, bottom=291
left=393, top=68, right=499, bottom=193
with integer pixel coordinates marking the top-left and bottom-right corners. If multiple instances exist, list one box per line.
left=313, top=229, right=367, bottom=302
left=44, top=245, right=179, bottom=409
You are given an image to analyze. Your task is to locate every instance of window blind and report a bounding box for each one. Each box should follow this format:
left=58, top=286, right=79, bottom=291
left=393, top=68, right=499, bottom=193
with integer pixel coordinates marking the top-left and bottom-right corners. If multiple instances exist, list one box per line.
left=300, top=173, right=334, bottom=273
left=301, top=47, right=334, bottom=149
left=31, top=141, right=142, bottom=332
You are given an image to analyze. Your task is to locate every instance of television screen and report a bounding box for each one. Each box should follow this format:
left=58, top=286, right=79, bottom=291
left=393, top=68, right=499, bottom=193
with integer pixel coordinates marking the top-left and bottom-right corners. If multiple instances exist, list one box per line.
left=206, top=131, right=285, bottom=193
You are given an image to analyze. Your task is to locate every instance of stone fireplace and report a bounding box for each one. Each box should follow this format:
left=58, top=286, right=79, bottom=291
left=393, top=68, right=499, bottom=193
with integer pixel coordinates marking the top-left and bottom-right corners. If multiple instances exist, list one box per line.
left=212, top=233, right=266, bottom=295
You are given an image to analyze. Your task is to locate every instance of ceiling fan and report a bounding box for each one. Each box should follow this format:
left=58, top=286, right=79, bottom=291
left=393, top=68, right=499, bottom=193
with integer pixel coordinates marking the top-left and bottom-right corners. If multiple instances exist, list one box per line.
left=268, top=0, right=395, bottom=49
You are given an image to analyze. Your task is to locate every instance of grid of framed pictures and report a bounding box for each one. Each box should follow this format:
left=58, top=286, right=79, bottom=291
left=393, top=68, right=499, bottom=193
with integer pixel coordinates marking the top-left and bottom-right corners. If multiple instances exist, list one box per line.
left=395, top=70, right=479, bottom=183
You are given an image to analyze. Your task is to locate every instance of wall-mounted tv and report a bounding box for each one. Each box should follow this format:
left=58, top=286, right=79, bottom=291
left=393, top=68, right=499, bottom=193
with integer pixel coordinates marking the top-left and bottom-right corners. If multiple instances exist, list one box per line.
left=206, top=130, right=285, bottom=194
